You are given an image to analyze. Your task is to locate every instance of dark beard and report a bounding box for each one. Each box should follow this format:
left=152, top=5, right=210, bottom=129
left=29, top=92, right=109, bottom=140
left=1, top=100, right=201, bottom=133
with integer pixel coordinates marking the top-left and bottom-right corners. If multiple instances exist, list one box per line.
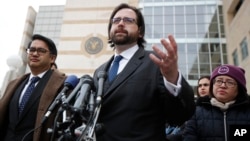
left=111, top=33, right=138, bottom=45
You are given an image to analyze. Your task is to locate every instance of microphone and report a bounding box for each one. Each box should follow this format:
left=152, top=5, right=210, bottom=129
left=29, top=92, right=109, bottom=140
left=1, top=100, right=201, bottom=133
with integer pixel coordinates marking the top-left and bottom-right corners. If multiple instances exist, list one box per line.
left=73, top=75, right=95, bottom=110
left=96, top=71, right=107, bottom=104
left=41, top=75, right=79, bottom=124
left=61, top=75, right=92, bottom=109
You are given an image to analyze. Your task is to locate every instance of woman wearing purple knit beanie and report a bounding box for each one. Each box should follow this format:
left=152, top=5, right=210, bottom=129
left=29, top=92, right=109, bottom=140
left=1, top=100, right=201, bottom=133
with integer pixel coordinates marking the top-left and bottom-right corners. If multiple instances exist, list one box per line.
left=183, top=64, right=250, bottom=141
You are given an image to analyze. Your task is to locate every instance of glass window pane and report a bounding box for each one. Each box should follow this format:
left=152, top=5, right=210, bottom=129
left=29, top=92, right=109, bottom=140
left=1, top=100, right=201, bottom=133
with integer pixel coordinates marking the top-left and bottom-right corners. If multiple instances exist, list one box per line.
left=197, top=15, right=206, bottom=23
left=178, top=53, right=186, bottom=64
left=186, top=15, right=196, bottom=24
left=145, top=15, right=153, bottom=24
left=144, top=7, right=153, bottom=15
left=175, top=24, right=185, bottom=33
left=165, top=6, right=173, bottom=15
left=154, top=6, right=163, bottom=13
left=199, top=53, right=210, bottom=63
left=164, top=24, right=174, bottom=34
left=185, top=6, right=195, bottom=15
left=178, top=43, right=186, bottom=53
left=175, top=15, right=184, bottom=24
left=186, top=24, right=196, bottom=33
left=200, top=63, right=211, bottom=74
left=154, top=16, right=163, bottom=24
left=187, top=43, right=197, bottom=54
left=196, top=6, right=206, bottom=14
left=165, top=15, right=174, bottom=25
left=154, top=25, right=163, bottom=38
left=198, top=43, right=209, bottom=52
left=175, top=6, right=184, bottom=15
left=145, top=24, right=153, bottom=38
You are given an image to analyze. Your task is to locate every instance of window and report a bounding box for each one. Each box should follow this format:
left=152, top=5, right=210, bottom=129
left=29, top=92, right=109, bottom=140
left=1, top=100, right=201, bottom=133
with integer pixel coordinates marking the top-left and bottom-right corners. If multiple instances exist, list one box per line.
left=232, top=49, right=239, bottom=66
left=240, top=37, right=249, bottom=60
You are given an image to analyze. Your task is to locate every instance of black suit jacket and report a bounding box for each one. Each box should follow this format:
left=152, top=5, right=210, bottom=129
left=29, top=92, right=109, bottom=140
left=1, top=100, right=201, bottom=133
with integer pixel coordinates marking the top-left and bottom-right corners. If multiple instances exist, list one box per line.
left=0, top=69, right=66, bottom=141
left=93, top=48, right=195, bottom=141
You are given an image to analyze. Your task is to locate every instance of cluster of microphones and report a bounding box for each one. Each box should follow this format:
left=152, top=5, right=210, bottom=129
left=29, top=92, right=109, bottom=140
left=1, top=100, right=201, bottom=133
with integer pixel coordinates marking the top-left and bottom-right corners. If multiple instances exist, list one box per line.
left=41, top=71, right=107, bottom=141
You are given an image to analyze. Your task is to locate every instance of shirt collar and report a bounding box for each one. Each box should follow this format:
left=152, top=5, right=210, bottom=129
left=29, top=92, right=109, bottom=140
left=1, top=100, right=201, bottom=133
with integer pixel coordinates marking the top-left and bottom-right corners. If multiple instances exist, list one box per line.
left=114, top=44, right=139, bottom=60
left=29, top=70, right=48, bottom=80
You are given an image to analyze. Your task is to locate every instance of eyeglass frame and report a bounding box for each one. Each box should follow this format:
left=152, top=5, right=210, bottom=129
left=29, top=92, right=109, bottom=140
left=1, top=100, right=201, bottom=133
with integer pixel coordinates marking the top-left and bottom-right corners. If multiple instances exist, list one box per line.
left=111, top=17, right=137, bottom=25
left=26, top=47, right=50, bottom=55
left=213, top=79, right=237, bottom=88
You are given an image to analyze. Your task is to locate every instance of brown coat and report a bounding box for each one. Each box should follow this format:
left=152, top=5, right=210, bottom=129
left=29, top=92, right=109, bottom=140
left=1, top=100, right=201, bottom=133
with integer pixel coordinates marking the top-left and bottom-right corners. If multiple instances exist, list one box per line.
left=0, top=69, right=66, bottom=141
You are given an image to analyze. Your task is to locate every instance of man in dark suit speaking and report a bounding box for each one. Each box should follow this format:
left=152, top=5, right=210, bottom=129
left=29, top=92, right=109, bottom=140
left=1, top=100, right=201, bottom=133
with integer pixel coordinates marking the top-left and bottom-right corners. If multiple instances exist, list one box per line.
left=93, top=3, right=195, bottom=141
left=0, top=34, right=66, bottom=141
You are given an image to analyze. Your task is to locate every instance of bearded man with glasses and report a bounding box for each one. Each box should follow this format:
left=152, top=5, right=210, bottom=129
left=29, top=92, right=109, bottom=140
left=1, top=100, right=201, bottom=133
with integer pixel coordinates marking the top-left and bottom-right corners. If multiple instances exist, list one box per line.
left=92, top=3, right=195, bottom=141
left=0, top=34, right=67, bottom=141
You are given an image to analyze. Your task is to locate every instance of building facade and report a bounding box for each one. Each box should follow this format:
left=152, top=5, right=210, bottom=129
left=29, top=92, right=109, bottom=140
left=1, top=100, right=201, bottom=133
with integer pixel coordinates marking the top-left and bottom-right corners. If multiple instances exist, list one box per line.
left=140, top=0, right=227, bottom=92
left=4, top=0, right=248, bottom=96
left=222, top=0, right=250, bottom=92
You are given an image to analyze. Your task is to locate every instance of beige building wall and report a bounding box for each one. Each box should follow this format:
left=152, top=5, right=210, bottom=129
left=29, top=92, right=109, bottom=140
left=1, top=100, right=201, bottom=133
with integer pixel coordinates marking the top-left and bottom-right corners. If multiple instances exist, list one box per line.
left=20, top=7, right=38, bottom=74
left=57, top=0, right=139, bottom=78
left=0, top=7, right=37, bottom=97
left=222, top=0, right=250, bottom=93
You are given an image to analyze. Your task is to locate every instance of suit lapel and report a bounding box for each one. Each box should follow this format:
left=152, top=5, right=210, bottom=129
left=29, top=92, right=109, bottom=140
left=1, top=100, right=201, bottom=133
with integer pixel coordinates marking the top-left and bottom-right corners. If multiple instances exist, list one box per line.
left=18, top=70, right=53, bottom=119
left=104, top=48, right=145, bottom=97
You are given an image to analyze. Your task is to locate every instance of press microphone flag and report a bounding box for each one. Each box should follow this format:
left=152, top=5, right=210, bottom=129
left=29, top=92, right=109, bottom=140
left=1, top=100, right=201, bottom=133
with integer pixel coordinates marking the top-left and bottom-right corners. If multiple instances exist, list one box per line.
left=41, top=75, right=79, bottom=124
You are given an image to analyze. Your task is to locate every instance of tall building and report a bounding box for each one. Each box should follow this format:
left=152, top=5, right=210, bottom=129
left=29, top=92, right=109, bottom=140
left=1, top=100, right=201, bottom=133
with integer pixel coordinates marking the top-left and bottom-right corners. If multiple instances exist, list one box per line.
left=140, top=0, right=227, bottom=93
left=4, top=0, right=247, bottom=96
left=32, top=0, right=139, bottom=77
left=222, top=0, right=250, bottom=92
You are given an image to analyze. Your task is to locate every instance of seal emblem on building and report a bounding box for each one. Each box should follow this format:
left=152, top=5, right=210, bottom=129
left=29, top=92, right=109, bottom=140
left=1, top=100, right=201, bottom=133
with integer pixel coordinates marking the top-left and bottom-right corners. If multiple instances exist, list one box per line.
left=85, top=37, right=103, bottom=54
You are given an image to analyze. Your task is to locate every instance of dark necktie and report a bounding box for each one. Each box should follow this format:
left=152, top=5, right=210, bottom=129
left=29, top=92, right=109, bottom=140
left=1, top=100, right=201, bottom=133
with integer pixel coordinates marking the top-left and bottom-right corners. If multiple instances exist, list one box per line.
left=109, top=55, right=123, bottom=82
left=19, top=76, right=40, bottom=114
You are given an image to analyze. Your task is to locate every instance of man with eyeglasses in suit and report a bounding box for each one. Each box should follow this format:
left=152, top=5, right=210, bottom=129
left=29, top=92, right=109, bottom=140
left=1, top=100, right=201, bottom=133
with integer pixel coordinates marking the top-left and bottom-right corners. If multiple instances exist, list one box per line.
left=92, top=3, right=195, bottom=141
left=0, top=34, right=66, bottom=141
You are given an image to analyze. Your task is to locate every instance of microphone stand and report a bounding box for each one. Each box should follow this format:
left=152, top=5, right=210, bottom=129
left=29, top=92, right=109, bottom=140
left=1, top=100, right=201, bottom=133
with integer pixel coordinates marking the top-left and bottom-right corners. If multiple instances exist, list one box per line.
left=77, top=71, right=107, bottom=141
left=76, top=92, right=101, bottom=141
left=56, top=101, right=89, bottom=141
left=55, top=91, right=95, bottom=141
left=52, top=72, right=106, bottom=141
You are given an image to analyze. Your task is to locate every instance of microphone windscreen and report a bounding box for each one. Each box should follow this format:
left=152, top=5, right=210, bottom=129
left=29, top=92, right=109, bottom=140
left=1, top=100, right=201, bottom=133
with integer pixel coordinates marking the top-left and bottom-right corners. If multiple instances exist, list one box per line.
left=65, top=75, right=79, bottom=89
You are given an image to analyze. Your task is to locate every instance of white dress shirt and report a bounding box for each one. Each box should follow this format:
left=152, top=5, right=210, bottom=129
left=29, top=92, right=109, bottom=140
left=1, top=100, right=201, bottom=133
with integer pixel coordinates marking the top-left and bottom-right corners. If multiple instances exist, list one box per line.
left=19, top=71, right=47, bottom=104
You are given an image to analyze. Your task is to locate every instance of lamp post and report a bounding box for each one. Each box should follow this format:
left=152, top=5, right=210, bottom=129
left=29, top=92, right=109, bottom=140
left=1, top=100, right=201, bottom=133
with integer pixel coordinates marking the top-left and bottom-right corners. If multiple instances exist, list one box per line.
left=7, top=54, right=23, bottom=70
left=0, top=55, right=23, bottom=98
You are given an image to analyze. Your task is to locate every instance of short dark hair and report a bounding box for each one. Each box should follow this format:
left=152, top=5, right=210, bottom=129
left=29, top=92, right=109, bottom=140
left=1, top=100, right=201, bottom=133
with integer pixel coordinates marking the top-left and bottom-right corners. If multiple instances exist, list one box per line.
left=27, top=34, right=57, bottom=56
left=197, top=75, right=210, bottom=97
left=108, top=3, right=146, bottom=48
left=197, top=75, right=210, bottom=84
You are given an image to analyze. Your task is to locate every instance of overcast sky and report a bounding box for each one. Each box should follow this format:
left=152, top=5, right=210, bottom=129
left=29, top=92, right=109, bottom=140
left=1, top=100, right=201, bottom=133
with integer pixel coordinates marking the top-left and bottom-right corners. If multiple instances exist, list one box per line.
left=0, top=0, right=66, bottom=88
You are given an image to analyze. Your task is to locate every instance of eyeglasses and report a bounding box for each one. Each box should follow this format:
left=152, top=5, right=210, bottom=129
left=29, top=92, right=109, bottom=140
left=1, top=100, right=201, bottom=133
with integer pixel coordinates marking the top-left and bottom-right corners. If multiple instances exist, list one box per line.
left=111, top=17, right=136, bottom=25
left=214, top=79, right=237, bottom=88
left=26, top=47, right=50, bottom=55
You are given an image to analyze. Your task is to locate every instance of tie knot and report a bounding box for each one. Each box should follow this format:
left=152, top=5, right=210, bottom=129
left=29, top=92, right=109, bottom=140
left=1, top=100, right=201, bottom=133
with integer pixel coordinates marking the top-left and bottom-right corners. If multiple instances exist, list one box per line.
left=31, top=77, right=40, bottom=83
left=114, top=55, right=123, bottom=63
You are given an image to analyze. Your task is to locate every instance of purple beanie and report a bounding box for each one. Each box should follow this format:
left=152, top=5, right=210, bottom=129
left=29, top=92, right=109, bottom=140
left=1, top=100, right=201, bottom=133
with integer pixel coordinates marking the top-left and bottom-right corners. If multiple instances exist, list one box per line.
left=211, top=64, right=246, bottom=92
